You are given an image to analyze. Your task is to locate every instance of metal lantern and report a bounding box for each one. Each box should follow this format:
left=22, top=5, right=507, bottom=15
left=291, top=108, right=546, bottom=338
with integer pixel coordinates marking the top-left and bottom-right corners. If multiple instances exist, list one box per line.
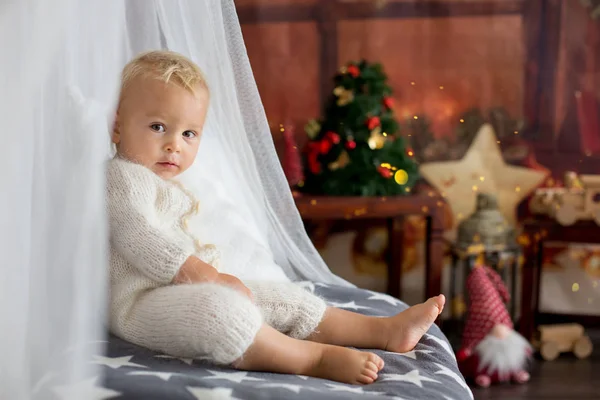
left=448, top=193, right=521, bottom=344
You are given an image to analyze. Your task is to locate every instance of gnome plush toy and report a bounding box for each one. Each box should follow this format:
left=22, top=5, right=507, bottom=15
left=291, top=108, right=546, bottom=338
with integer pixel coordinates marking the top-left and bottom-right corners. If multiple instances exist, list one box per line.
left=457, top=265, right=532, bottom=388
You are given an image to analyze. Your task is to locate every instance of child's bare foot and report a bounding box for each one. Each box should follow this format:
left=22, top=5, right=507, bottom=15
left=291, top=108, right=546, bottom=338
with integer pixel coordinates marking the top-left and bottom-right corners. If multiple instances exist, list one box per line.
left=306, top=345, right=384, bottom=385
left=384, top=295, right=445, bottom=353
left=233, top=324, right=384, bottom=385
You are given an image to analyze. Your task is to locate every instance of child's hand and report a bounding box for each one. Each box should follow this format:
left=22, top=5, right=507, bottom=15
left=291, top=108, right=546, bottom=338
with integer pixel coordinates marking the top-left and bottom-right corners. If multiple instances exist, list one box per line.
left=216, top=273, right=253, bottom=301
left=172, top=256, right=219, bottom=284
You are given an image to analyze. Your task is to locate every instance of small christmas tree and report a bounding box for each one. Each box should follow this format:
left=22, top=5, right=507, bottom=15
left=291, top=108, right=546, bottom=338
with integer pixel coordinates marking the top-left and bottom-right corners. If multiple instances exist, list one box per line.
left=301, top=60, right=418, bottom=197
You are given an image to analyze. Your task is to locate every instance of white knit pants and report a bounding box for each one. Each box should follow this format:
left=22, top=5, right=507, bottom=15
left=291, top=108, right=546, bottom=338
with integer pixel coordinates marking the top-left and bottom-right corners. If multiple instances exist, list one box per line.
left=115, top=281, right=327, bottom=365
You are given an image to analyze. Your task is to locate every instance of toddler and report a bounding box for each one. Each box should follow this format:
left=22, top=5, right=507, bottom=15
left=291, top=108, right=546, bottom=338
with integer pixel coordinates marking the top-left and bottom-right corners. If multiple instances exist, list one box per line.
left=107, top=50, right=446, bottom=385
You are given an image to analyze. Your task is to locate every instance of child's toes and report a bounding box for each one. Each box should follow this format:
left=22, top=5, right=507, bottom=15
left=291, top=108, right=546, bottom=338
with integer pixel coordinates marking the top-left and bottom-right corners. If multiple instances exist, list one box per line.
left=362, top=365, right=378, bottom=380
left=430, top=294, right=445, bottom=313
left=357, top=374, right=375, bottom=385
left=367, top=353, right=385, bottom=370
left=366, top=361, right=379, bottom=373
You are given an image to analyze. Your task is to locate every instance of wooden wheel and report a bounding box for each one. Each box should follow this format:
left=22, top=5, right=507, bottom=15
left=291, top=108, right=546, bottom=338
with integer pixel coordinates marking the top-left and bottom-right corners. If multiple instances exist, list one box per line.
left=540, top=341, right=560, bottom=361
left=556, top=204, right=577, bottom=226
left=574, top=336, right=593, bottom=359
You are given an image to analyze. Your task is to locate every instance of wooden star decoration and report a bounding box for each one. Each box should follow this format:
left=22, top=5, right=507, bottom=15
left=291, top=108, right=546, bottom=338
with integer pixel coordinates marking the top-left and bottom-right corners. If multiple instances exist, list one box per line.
left=419, top=124, right=548, bottom=229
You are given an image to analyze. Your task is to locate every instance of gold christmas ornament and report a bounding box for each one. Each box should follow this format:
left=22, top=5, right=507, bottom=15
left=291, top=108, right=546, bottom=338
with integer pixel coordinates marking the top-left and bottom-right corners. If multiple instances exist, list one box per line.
left=328, top=150, right=350, bottom=171
left=304, top=119, right=321, bottom=139
left=333, top=86, right=354, bottom=106
left=368, top=126, right=386, bottom=150
left=394, top=169, right=409, bottom=185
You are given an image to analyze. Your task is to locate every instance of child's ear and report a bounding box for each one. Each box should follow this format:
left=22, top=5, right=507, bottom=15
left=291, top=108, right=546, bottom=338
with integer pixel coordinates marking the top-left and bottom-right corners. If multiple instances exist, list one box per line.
left=111, top=112, right=121, bottom=144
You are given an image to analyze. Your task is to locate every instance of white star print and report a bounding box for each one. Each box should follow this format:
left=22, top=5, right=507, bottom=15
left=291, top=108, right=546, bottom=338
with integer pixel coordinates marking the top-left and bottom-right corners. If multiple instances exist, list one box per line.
left=328, top=301, right=371, bottom=310
left=187, top=386, right=242, bottom=400
left=155, top=354, right=194, bottom=365
left=91, top=355, right=147, bottom=369
left=128, top=371, right=176, bottom=381
left=324, top=383, right=385, bottom=395
left=434, top=363, right=473, bottom=399
left=259, top=383, right=303, bottom=393
left=424, top=334, right=456, bottom=360
left=367, top=291, right=402, bottom=306
left=397, top=349, right=433, bottom=360
left=324, top=383, right=367, bottom=394
left=380, top=369, right=440, bottom=388
left=53, top=377, right=121, bottom=400
left=204, top=370, right=264, bottom=383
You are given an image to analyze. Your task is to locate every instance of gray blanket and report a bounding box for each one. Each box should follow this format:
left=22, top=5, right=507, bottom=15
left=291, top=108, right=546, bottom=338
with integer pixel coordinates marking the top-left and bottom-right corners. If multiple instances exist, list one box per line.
left=98, top=283, right=473, bottom=400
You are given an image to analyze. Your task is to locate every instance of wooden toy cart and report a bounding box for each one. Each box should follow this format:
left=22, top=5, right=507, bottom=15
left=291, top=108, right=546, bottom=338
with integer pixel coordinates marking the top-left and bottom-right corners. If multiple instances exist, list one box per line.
left=533, top=323, right=594, bottom=361
left=530, top=174, right=600, bottom=226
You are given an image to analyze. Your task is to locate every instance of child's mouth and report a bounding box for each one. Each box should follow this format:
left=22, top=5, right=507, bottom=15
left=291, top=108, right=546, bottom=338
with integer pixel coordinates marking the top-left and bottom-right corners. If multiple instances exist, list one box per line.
left=157, top=161, right=178, bottom=169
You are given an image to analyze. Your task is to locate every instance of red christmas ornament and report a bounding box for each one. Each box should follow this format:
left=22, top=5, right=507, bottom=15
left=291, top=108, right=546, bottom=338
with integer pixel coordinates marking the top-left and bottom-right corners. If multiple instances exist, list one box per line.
left=383, top=97, right=394, bottom=109
left=377, top=166, right=392, bottom=179
left=319, top=139, right=332, bottom=155
left=282, top=126, right=304, bottom=186
left=308, top=155, right=321, bottom=174
left=307, top=142, right=322, bottom=174
left=346, top=140, right=357, bottom=150
left=326, top=131, right=341, bottom=144
left=347, top=65, right=360, bottom=78
left=366, top=116, right=381, bottom=130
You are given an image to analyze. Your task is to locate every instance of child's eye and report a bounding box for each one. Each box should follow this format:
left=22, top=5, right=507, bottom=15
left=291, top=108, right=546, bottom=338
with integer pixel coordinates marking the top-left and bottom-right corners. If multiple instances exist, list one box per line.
left=150, top=123, right=166, bottom=133
left=182, top=130, right=197, bottom=138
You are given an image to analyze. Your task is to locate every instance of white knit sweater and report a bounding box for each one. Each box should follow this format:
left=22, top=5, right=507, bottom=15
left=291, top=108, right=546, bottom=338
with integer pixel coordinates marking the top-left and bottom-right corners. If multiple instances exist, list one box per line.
left=106, top=157, right=327, bottom=364
left=106, top=158, right=221, bottom=327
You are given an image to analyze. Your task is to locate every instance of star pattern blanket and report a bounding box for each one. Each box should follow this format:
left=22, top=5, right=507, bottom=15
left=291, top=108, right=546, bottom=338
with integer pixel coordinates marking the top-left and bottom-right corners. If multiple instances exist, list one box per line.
left=75, top=284, right=473, bottom=400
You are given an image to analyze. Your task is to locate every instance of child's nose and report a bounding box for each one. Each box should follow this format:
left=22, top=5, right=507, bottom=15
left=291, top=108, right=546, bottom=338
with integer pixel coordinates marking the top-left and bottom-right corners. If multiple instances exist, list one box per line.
left=164, top=137, right=181, bottom=153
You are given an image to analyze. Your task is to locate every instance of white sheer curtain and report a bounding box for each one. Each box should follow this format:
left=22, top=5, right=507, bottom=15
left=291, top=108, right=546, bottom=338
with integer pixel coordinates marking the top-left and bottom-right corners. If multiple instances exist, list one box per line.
left=1, top=1, right=124, bottom=398
left=1, top=1, right=347, bottom=398
left=126, top=0, right=351, bottom=285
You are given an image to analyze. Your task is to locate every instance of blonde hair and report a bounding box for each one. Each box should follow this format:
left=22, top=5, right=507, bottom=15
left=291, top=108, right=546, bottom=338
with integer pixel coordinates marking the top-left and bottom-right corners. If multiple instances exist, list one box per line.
left=120, top=50, right=209, bottom=99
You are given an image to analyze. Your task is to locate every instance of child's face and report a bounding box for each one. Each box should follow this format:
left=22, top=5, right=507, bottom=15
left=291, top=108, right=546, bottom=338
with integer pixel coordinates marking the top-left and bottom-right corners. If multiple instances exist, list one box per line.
left=113, top=77, right=209, bottom=179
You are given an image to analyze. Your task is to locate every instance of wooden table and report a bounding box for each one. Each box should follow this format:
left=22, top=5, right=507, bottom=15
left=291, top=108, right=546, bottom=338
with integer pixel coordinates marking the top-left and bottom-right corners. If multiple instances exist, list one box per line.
left=521, top=217, right=600, bottom=341
left=295, top=194, right=446, bottom=300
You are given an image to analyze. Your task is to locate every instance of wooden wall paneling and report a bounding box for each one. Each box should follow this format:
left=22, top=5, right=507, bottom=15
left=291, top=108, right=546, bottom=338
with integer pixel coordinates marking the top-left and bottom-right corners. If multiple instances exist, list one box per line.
left=338, top=16, right=524, bottom=138
left=317, top=2, right=340, bottom=109
left=522, top=0, right=562, bottom=153
left=332, top=0, right=524, bottom=20
left=238, top=0, right=536, bottom=160
left=555, top=2, right=592, bottom=156
left=236, top=3, right=316, bottom=24
left=546, top=2, right=600, bottom=175
left=238, top=0, right=528, bottom=120
left=240, top=22, right=321, bottom=145
left=522, top=0, right=544, bottom=143
left=236, top=1, right=525, bottom=24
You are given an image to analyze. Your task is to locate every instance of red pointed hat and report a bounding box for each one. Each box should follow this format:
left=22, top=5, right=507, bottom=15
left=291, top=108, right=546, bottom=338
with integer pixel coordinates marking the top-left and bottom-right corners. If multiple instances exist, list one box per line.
left=461, top=265, right=513, bottom=352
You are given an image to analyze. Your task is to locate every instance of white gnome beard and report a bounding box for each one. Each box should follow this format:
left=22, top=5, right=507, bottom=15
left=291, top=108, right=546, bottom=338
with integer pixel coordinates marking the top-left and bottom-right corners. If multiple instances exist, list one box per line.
left=475, top=328, right=532, bottom=378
